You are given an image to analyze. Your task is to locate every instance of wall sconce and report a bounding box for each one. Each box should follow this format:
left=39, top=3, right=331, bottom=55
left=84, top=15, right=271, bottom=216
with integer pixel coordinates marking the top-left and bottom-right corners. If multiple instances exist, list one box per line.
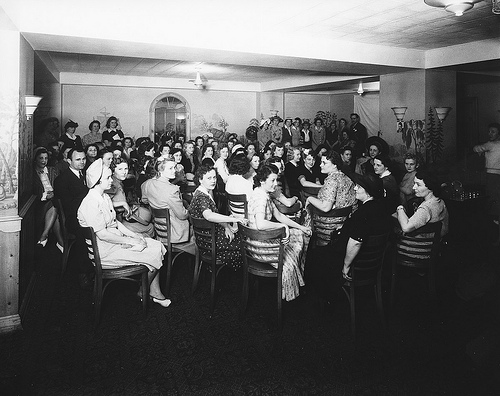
left=391, top=107, right=407, bottom=122
left=25, top=95, right=43, bottom=120
left=434, top=107, right=452, bottom=123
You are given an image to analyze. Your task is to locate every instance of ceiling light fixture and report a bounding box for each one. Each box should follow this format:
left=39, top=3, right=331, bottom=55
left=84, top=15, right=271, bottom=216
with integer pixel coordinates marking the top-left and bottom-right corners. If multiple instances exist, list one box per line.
left=424, top=0, right=482, bottom=16
left=356, top=82, right=364, bottom=95
left=189, top=69, right=206, bottom=89
left=493, top=0, right=500, bottom=14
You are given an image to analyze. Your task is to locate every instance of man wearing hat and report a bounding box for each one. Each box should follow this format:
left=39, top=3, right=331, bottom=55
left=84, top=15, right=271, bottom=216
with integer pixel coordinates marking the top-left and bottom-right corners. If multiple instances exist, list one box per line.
left=306, top=173, right=392, bottom=302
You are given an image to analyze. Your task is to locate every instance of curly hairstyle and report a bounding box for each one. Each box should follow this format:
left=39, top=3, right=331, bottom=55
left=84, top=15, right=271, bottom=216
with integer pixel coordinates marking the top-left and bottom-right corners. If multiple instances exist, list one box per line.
left=254, top=164, right=279, bottom=187
left=194, top=164, right=216, bottom=185
left=228, top=153, right=250, bottom=175
left=105, top=116, right=118, bottom=129
left=110, top=157, right=128, bottom=172
left=374, top=154, right=392, bottom=171
left=88, top=120, right=100, bottom=131
left=286, top=146, right=301, bottom=162
left=415, top=170, right=441, bottom=197
left=323, top=150, right=343, bottom=169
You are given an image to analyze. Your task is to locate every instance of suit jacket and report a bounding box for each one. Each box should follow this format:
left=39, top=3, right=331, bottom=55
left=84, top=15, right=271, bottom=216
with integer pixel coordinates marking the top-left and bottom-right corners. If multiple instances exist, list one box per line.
left=54, top=168, right=89, bottom=234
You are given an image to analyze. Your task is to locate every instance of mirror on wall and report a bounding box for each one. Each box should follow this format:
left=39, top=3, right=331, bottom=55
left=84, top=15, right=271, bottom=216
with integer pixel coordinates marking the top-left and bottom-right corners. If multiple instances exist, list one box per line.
left=153, top=95, right=188, bottom=145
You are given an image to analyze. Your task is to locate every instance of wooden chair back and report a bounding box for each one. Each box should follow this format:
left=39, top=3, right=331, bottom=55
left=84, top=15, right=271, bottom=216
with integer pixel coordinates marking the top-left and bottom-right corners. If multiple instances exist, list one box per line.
left=312, top=205, right=353, bottom=246
left=395, top=221, right=442, bottom=267
left=227, top=193, right=248, bottom=218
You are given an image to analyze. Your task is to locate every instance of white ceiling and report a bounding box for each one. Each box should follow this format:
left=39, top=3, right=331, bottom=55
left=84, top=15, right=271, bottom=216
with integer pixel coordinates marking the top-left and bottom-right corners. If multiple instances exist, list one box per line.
left=2, top=0, right=500, bottom=91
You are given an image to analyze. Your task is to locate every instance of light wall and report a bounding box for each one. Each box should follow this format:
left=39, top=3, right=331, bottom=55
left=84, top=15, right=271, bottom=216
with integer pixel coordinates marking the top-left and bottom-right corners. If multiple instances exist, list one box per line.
left=62, top=85, right=259, bottom=139
left=61, top=84, right=356, bottom=141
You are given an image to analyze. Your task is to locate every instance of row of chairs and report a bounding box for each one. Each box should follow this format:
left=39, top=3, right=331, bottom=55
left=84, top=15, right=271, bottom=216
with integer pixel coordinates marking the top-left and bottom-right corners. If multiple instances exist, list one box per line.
left=57, top=190, right=443, bottom=337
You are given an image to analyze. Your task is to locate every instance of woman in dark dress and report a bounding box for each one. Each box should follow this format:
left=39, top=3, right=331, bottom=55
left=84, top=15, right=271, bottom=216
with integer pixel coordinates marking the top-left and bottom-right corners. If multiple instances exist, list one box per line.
left=33, top=147, right=64, bottom=251
left=188, top=165, right=247, bottom=269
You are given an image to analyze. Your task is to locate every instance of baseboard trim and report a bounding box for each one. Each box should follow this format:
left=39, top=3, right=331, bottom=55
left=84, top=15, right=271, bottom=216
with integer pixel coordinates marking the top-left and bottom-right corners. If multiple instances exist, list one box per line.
left=0, top=314, right=22, bottom=334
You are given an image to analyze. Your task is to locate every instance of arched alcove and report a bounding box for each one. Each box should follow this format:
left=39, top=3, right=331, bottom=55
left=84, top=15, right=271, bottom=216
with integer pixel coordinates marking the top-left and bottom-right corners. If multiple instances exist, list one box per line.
left=149, top=93, right=191, bottom=144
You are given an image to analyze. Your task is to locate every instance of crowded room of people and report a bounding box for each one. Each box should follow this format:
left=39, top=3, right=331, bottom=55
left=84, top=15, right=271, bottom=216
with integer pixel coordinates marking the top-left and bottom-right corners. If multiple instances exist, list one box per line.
left=1, top=1, right=500, bottom=394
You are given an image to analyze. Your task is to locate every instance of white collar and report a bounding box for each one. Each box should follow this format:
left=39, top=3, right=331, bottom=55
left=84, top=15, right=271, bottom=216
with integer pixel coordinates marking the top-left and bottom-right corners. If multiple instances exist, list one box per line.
left=380, top=169, right=391, bottom=178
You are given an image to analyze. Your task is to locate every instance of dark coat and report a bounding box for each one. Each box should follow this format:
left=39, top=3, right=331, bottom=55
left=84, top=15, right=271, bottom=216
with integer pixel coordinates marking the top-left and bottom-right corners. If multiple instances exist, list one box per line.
left=54, top=168, right=89, bottom=234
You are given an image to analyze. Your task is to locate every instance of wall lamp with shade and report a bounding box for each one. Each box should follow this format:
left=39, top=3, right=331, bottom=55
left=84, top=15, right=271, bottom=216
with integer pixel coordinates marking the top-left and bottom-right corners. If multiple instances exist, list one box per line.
left=434, top=107, right=452, bottom=123
left=391, top=107, right=407, bottom=122
left=25, top=95, right=43, bottom=120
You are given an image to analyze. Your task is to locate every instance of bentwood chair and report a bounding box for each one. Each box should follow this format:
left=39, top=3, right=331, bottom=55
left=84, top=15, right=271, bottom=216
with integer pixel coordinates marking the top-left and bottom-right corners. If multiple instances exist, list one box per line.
left=150, top=207, right=197, bottom=297
left=341, top=232, right=390, bottom=340
left=54, top=198, right=77, bottom=276
left=238, top=224, right=286, bottom=329
left=391, top=221, right=442, bottom=306
left=226, top=193, right=248, bottom=218
left=190, top=215, right=226, bottom=317
left=311, top=205, right=353, bottom=247
left=80, top=226, right=149, bottom=328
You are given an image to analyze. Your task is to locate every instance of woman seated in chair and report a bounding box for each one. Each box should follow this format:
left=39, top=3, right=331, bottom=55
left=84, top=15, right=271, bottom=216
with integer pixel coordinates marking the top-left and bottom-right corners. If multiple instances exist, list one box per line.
left=142, top=157, right=191, bottom=244
left=225, top=153, right=254, bottom=200
left=106, top=157, right=155, bottom=238
left=394, top=170, right=449, bottom=237
left=33, top=147, right=64, bottom=252
left=306, top=174, right=391, bottom=302
left=305, top=151, right=356, bottom=239
left=78, top=158, right=171, bottom=307
left=284, top=146, right=303, bottom=199
left=188, top=165, right=247, bottom=270
left=247, top=164, right=312, bottom=301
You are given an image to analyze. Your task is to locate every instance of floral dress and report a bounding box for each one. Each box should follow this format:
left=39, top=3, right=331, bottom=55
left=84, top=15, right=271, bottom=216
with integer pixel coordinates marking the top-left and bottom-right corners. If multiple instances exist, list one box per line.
left=188, top=189, right=242, bottom=270
left=312, top=171, right=356, bottom=243
left=247, top=188, right=311, bottom=301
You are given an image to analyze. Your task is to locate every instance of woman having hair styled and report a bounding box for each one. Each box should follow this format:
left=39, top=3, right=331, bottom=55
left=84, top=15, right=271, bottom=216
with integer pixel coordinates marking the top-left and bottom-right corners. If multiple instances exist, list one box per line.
left=78, top=159, right=171, bottom=307
left=142, top=157, right=191, bottom=244
left=188, top=165, right=247, bottom=269
left=33, top=147, right=64, bottom=252
left=247, top=164, right=312, bottom=301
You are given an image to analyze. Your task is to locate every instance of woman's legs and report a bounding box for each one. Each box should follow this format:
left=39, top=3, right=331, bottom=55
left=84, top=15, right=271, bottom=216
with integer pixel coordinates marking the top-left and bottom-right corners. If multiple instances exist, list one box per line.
left=39, top=206, right=58, bottom=242
left=52, top=214, right=64, bottom=247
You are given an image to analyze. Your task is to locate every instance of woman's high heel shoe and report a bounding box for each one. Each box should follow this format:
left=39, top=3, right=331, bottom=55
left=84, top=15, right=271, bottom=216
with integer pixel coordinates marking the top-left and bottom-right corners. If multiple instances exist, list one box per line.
left=151, top=297, right=172, bottom=308
left=37, top=239, right=48, bottom=247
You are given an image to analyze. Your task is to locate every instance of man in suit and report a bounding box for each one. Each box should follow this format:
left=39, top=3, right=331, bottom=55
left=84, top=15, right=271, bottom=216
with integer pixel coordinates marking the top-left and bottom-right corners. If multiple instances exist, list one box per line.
left=54, top=148, right=92, bottom=287
left=350, top=113, right=368, bottom=159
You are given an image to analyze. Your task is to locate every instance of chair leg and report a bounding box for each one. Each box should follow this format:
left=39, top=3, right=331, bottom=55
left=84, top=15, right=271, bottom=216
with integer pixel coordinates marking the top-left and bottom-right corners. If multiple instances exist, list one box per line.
left=277, top=277, right=283, bottom=330
left=428, top=262, right=436, bottom=300
left=349, top=286, right=356, bottom=340
left=141, top=272, right=148, bottom=314
left=94, top=276, right=103, bottom=328
left=376, top=273, right=386, bottom=330
left=165, top=251, right=172, bottom=297
left=191, top=250, right=201, bottom=295
left=240, top=269, right=249, bottom=319
left=390, top=260, right=397, bottom=310
left=209, top=261, right=217, bottom=318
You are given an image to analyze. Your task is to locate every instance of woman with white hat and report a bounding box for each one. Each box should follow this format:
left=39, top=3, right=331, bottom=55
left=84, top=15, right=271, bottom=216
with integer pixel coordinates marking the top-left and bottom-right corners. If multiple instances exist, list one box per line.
left=78, top=159, right=171, bottom=307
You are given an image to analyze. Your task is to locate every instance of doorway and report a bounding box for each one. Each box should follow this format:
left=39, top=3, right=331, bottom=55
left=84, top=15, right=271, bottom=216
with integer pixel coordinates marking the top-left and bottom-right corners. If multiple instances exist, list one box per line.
left=150, top=93, right=190, bottom=145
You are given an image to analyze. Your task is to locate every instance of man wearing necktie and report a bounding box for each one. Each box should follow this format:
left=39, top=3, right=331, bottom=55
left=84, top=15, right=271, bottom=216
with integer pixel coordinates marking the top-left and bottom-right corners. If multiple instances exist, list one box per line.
left=54, top=148, right=92, bottom=287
